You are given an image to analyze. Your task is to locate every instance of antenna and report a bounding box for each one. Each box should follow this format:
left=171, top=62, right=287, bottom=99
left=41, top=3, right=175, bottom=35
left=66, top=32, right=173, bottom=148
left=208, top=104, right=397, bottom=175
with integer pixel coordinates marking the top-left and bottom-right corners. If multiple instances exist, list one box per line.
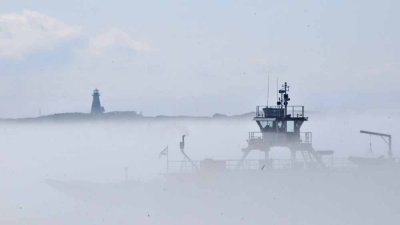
left=267, top=74, right=270, bottom=107
left=276, top=77, right=279, bottom=105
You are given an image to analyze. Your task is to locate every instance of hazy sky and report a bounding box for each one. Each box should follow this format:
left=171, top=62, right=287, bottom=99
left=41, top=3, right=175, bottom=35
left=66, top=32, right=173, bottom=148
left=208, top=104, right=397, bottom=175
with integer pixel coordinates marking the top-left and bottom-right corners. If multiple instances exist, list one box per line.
left=0, top=0, right=399, bottom=118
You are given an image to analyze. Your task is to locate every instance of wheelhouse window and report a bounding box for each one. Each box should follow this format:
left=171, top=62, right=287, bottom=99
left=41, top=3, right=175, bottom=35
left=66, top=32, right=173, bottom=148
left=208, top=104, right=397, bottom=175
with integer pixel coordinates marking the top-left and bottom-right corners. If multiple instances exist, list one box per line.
left=259, top=120, right=274, bottom=129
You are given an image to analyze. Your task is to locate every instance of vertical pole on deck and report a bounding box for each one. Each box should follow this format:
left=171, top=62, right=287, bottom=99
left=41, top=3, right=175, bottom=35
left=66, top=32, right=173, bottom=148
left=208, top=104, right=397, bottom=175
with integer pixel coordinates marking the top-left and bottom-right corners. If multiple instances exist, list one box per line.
left=389, top=135, right=393, bottom=159
left=264, top=149, right=271, bottom=169
left=166, top=150, right=169, bottom=173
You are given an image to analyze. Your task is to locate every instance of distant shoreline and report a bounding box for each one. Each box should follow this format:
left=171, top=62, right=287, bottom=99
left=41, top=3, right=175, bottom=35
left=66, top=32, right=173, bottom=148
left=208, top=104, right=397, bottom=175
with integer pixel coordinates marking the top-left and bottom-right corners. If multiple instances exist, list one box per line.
left=0, top=111, right=255, bottom=123
left=0, top=110, right=397, bottom=123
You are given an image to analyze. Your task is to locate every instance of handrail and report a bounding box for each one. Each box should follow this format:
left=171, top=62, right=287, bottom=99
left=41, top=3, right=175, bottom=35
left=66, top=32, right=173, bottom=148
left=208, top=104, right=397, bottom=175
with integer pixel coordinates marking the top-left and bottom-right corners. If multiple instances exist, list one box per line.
left=248, top=131, right=312, bottom=144
left=255, top=105, right=305, bottom=118
left=164, top=157, right=380, bottom=173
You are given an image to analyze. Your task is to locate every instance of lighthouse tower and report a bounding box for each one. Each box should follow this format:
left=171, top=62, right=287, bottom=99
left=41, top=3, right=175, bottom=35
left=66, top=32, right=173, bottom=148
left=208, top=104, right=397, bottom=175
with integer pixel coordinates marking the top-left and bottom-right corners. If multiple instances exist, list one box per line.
left=91, top=89, right=105, bottom=114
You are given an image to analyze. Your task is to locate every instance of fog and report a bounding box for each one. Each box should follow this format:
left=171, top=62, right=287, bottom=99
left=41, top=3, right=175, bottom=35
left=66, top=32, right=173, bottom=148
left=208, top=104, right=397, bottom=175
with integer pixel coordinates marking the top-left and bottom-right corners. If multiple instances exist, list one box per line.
left=1, top=0, right=399, bottom=224
left=1, top=112, right=399, bottom=225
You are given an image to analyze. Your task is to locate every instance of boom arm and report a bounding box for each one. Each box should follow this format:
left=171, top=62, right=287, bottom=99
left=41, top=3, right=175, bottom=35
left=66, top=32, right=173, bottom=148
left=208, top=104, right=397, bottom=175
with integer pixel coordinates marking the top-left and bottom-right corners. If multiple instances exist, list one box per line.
left=360, top=130, right=392, bottom=159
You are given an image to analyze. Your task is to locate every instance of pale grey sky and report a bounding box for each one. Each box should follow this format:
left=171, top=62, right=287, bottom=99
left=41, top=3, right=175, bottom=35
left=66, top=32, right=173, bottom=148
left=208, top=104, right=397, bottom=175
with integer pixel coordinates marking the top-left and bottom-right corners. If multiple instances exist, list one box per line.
left=0, top=0, right=399, bottom=118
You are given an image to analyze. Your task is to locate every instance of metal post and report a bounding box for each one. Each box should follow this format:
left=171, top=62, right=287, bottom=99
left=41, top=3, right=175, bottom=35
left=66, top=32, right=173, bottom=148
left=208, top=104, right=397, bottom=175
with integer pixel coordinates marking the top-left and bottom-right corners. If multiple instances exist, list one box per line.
left=166, top=152, right=169, bottom=173
left=264, top=149, right=272, bottom=169
left=389, top=136, right=393, bottom=159
left=284, top=104, right=287, bottom=117
left=236, top=150, right=250, bottom=169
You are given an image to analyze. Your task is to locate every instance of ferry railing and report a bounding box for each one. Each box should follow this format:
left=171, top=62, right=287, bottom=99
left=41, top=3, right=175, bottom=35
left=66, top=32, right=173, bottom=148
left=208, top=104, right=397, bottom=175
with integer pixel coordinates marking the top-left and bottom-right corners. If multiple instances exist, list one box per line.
left=248, top=131, right=312, bottom=144
left=165, top=159, right=294, bottom=173
left=248, top=131, right=263, bottom=140
left=167, top=160, right=200, bottom=173
left=331, top=158, right=358, bottom=168
left=164, top=157, right=372, bottom=174
left=225, top=159, right=305, bottom=170
left=256, top=105, right=305, bottom=118
left=226, top=159, right=262, bottom=170
left=300, top=132, right=312, bottom=144
left=226, top=158, right=359, bottom=170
